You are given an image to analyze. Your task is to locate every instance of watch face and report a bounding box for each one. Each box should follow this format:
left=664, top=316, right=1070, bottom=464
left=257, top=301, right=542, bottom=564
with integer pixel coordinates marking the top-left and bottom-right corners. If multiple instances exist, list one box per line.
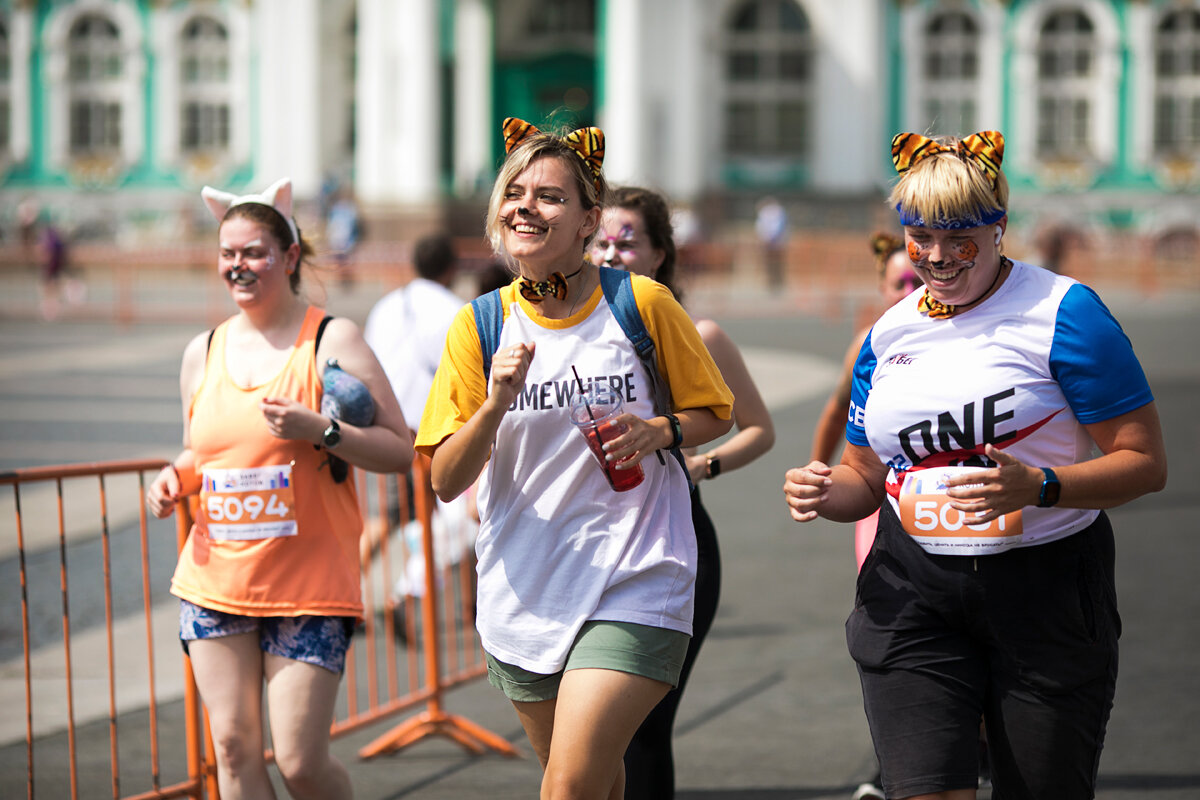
left=323, top=421, right=341, bottom=447
left=1040, top=470, right=1061, bottom=507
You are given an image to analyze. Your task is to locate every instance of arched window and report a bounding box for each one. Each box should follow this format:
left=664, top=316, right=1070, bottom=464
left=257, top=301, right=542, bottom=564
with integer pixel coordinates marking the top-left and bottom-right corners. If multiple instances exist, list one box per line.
left=179, top=15, right=230, bottom=155
left=1154, top=8, right=1200, bottom=158
left=0, top=16, right=10, bottom=154
left=922, top=11, right=979, bottom=135
left=1035, top=9, right=1096, bottom=158
left=723, top=0, right=812, bottom=158
left=67, top=13, right=123, bottom=156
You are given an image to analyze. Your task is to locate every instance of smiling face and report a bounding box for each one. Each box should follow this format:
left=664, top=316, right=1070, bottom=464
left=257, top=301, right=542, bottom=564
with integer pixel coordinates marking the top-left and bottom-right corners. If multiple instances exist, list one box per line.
left=590, top=207, right=665, bottom=278
left=217, top=217, right=296, bottom=306
left=496, top=155, right=599, bottom=276
left=903, top=220, right=1004, bottom=307
left=880, top=249, right=922, bottom=307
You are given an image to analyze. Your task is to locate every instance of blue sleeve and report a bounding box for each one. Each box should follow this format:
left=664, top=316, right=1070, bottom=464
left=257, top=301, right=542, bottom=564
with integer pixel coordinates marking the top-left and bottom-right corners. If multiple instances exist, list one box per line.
left=845, top=329, right=877, bottom=447
left=1050, top=283, right=1154, bottom=424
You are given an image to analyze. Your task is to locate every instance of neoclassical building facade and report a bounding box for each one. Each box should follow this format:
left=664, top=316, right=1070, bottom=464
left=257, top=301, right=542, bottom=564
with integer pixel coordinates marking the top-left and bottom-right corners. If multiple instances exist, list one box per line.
left=2, top=0, right=1198, bottom=236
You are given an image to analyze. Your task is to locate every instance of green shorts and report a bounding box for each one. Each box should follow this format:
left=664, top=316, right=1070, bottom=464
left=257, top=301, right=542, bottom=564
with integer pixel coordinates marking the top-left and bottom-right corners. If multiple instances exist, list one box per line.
left=485, top=620, right=691, bottom=703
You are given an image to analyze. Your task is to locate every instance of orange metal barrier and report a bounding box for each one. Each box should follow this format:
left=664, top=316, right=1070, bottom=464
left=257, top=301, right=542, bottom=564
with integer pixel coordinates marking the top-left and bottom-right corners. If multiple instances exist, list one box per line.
left=2, top=454, right=514, bottom=800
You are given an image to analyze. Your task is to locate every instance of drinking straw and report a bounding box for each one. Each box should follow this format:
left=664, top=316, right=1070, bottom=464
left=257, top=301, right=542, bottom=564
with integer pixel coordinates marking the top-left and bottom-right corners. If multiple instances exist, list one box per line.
left=571, top=365, right=596, bottom=421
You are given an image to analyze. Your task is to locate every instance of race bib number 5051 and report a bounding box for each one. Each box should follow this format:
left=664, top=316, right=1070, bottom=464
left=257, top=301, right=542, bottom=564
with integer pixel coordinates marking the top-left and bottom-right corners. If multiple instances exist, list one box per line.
left=898, top=467, right=1023, bottom=552
left=201, top=464, right=298, bottom=541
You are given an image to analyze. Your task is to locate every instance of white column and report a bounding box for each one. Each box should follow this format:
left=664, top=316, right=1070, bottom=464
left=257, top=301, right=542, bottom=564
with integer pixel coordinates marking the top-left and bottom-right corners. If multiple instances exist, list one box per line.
left=9, top=6, right=32, bottom=164
left=355, top=0, right=439, bottom=203
left=598, top=0, right=644, bottom=186
left=254, top=0, right=321, bottom=196
left=394, top=0, right=441, bottom=201
left=453, top=0, right=492, bottom=195
left=667, top=0, right=706, bottom=202
left=810, top=0, right=879, bottom=191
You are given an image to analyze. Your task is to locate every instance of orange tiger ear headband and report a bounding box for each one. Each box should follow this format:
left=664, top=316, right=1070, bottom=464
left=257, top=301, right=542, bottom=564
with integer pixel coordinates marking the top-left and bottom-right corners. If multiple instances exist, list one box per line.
left=891, top=131, right=1006, bottom=229
left=502, top=117, right=605, bottom=191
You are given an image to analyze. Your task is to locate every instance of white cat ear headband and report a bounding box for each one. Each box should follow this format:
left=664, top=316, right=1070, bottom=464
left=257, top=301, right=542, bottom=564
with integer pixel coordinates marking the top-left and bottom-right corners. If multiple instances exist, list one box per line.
left=201, top=176, right=299, bottom=246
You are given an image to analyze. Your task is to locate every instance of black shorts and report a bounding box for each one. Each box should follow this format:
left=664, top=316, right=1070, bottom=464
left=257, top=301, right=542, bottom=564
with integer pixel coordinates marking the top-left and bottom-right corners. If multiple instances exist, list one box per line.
left=846, top=502, right=1120, bottom=800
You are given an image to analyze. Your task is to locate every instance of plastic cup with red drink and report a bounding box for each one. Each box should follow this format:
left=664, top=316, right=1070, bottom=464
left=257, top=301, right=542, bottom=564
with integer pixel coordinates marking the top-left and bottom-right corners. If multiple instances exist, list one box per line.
left=568, top=384, right=645, bottom=492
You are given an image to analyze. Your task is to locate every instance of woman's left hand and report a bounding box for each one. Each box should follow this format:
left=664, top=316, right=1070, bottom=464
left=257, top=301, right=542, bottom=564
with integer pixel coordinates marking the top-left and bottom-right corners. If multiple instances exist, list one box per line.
left=944, top=444, right=1042, bottom=522
left=602, top=414, right=671, bottom=469
left=260, top=397, right=324, bottom=442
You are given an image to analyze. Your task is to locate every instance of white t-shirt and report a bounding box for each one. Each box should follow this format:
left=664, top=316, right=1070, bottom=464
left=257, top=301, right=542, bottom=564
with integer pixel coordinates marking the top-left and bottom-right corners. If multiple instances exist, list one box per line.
left=416, top=276, right=733, bottom=673
left=848, top=260, right=1153, bottom=555
left=363, top=277, right=464, bottom=430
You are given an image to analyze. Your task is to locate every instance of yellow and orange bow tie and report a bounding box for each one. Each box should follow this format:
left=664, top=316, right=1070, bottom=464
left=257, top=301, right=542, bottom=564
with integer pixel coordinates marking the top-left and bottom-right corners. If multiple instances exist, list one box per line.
left=891, top=130, right=1005, bottom=184
left=916, top=290, right=957, bottom=320
left=517, top=267, right=581, bottom=303
left=503, top=117, right=605, bottom=190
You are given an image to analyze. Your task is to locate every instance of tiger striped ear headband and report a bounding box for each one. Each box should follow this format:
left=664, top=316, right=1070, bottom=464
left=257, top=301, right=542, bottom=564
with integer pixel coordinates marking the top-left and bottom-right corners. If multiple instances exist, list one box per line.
left=891, top=131, right=1006, bottom=228
left=891, top=130, right=1005, bottom=184
left=502, top=117, right=605, bottom=191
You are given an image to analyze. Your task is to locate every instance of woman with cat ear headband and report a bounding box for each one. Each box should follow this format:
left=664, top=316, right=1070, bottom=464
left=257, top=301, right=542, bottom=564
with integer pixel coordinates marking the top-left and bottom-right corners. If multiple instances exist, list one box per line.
left=784, top=131, right=1166, bottom=800
left=145, top=178, right=412, bottom=798
left=416, top=119, right=733, bottom=799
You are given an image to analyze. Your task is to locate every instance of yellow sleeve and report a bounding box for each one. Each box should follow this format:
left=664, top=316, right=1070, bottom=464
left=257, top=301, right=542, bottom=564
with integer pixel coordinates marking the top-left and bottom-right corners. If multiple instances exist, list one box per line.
left=630, top=275, right=735, bottom=420
left=415, top=302, right=489, bottom=456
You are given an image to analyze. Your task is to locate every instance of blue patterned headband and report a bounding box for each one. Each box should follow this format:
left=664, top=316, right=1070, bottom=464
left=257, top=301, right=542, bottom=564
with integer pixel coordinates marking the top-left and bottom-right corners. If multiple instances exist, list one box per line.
left=896, top=204, right=1007, bottom=229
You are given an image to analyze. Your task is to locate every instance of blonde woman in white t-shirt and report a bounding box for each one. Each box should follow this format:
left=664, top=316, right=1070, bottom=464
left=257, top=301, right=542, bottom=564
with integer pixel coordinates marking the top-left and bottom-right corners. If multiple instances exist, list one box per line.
left=415, top=119, right=733, bottom=800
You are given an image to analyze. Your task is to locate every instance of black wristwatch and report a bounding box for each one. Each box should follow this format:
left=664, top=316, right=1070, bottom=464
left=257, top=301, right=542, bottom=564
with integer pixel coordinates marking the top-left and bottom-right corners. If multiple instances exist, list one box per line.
left=321, top=418, right=342, bottom=449
left=661, top=413, right=683, bottom=450
left=1037, top=467, right=1061, bottom=507
left=705, top=455, right=722, bottom=480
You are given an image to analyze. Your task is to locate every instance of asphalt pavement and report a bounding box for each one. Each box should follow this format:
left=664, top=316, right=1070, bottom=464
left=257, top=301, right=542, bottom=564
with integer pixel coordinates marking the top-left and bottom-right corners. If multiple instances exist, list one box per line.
left=1, top=269, right=1197, bottom=799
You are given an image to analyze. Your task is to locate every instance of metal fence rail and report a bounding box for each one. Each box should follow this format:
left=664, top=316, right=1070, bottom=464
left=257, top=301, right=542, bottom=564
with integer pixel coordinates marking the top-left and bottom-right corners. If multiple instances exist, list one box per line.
left=2, top=454, right=510, bottom=800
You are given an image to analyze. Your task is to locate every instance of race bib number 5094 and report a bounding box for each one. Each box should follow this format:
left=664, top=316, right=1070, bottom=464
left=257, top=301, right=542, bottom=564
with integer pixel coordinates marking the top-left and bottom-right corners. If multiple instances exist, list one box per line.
left=201, top=464, right=298, bottom=541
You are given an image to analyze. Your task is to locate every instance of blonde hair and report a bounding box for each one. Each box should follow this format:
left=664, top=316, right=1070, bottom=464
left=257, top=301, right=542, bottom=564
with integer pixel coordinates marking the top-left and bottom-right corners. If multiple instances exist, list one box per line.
left=485, top=134, right=608, bottom=263
left=889, top=138, right=1009, bottom=229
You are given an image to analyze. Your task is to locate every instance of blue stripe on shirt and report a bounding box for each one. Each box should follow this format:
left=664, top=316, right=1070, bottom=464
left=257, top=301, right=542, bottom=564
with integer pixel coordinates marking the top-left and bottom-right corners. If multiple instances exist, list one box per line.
left=1050, top=283, right=1154, bottom=424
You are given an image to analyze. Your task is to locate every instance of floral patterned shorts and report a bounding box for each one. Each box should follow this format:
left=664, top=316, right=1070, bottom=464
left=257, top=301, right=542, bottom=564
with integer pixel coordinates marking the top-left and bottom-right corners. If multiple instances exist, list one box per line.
left=179, top=599, right=355, bottom=674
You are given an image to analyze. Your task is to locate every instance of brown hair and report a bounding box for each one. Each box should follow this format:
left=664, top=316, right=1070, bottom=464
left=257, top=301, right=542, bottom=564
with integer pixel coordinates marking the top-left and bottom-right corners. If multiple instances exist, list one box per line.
left=869, top=231, right=905, bottom=276
left=608, top=186, right=680, bottom=300
left=221, top=203, right=312, bottom=293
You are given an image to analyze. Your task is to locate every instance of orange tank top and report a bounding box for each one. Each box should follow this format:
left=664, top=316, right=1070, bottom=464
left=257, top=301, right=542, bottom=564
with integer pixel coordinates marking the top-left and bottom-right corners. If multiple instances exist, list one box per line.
left=170, top=306, right=364, bottom=618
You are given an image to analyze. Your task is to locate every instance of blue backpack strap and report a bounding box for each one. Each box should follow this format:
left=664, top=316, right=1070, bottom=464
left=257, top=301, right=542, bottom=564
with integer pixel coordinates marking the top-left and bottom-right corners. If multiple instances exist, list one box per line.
left=470, top=289, right=504, bottom=381
left=597, top=267, right=692, bottom=488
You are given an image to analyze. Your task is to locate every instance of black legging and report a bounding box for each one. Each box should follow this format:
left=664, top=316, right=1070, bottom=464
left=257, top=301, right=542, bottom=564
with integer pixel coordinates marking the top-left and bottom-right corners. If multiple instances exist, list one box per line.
left=624, top=488, right=721, bottom=799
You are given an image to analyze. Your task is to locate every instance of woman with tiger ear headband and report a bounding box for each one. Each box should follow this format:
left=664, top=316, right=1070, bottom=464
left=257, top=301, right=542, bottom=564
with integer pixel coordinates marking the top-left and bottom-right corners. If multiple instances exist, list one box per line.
left=783, top=131, right=1166, bottom=800
left=416, top=119, right=733, bottom=799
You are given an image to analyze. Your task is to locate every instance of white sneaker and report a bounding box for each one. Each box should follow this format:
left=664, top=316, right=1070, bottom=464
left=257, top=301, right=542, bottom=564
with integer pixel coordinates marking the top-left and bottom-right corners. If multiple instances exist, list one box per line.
left=852, top=780, right=886, bottom=800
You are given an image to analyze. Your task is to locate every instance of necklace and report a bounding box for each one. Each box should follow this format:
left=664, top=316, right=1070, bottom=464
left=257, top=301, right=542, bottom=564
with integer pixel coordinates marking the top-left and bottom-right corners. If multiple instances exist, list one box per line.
left=565, top=264, right=592, bottom=317
left=918, top=256, right=1011, bottom=320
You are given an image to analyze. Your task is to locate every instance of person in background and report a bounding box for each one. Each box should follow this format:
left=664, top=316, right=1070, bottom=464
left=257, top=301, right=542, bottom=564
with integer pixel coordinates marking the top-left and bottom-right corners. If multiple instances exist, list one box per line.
left=592, top=185, right=775, bottom=800
left=755, top=195, right=788, bottom=289
left=326, top=187, right=363, bottom=288
left=806, top=231, right=920, bottom=800
left=364, top=232, right=463, bottom=432
left=416, top=118, right=734, bottom=799
left=784, top=130, right=1166, bottom=800
left=363, top=232, right=474, bottom=626
left=810, top=232, right=921, bottom=571
left=146, top=177, right=413, bottom=799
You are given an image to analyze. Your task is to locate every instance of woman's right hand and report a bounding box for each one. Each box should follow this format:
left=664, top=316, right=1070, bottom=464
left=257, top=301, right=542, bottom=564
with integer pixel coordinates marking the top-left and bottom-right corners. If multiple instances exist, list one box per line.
left=783, top=461, right=834, bottom=522
left=146, top=466, right=181, bottom=519
left=487, top=342, right=536, bottom=410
